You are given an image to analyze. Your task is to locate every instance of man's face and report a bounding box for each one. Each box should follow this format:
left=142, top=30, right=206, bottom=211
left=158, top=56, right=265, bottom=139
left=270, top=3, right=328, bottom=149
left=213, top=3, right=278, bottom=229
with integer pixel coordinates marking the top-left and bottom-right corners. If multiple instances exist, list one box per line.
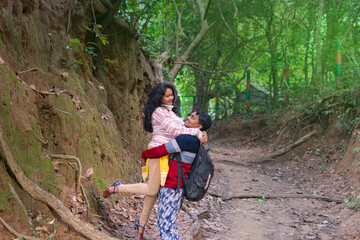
left=184, top=112, right=202, bottom=129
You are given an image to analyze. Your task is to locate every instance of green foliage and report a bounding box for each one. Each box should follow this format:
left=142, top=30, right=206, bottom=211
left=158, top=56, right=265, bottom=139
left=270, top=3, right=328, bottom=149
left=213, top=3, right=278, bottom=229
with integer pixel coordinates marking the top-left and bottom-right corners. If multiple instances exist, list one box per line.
left=64, top=24, right=111, bottom=69
left=104, top=1, right=360, bottom=118
left=348, top=197, right=360, bottom=212
left=30, top=227, right=42, bottom=238
left=354, top=147, right=360, bottom=154
left=253, top=197, right=267, bottom=203
left=0, top=188, right=9, bottom=211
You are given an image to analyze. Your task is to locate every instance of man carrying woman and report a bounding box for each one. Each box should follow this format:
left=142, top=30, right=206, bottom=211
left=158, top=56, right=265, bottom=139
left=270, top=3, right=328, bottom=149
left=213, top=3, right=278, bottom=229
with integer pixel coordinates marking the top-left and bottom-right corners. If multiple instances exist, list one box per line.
left=142, top=108, right=212, bottom=239
left=103, top=82, right=207, bottom=239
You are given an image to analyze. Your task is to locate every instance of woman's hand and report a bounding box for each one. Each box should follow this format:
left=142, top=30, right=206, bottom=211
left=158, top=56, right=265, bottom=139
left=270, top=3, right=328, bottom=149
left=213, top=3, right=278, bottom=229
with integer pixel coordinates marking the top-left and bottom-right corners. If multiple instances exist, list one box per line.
left=200, top=131, right=208, bottom=145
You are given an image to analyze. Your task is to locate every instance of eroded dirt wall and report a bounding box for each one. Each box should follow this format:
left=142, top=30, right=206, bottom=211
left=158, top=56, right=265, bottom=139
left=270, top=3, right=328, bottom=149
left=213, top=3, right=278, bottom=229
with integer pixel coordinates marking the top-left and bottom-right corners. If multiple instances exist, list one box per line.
left=0, top=0, right=153, bottom=220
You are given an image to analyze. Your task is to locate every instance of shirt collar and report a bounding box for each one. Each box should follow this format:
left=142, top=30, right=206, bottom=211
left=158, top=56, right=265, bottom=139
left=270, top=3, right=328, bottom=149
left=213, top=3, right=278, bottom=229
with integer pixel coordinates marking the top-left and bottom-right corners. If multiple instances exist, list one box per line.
left=162, top=104, right=174, bottom=111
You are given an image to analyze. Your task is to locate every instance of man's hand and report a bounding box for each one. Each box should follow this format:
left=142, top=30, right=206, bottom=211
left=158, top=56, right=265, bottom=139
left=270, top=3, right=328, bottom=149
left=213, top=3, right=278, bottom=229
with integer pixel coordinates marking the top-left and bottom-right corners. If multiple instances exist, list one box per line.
left=200, top=131, right=208, bottom=145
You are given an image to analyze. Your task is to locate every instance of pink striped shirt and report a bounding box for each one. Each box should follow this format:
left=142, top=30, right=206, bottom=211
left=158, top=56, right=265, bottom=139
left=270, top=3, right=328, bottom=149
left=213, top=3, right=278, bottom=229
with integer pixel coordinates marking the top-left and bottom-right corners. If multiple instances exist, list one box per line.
left=148, top=106, right=201, bottom=148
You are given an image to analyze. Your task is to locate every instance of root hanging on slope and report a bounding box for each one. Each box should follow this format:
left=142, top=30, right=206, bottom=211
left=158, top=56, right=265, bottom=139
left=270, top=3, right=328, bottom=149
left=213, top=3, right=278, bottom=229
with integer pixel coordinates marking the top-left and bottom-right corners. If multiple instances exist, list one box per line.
left=0, top=124, right=118, bottom=240
left=0, top=216, right=40, bottom=240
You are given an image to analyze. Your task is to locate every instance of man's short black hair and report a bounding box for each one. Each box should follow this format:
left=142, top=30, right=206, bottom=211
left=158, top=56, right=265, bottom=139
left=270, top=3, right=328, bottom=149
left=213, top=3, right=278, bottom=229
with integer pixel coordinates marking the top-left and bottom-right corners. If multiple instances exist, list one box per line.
left=194, top=108, right=212, bottom=131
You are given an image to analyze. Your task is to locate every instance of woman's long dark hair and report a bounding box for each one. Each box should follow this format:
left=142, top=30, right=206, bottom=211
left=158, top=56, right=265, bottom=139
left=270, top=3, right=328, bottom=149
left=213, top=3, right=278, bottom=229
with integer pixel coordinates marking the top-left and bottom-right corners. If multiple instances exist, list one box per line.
left=143, top=82, right=179, bottom=133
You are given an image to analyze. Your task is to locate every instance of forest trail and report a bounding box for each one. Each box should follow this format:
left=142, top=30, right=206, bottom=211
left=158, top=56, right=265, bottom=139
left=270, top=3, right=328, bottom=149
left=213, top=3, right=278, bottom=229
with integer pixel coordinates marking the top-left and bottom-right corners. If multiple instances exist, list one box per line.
left=197, top=140, right=360, bottom=240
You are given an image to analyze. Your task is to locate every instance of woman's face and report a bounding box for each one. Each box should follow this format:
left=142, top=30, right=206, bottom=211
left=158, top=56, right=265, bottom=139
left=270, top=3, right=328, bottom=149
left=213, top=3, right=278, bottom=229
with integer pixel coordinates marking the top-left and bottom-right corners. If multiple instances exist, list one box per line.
left=161, top=88, right=174, bottom=105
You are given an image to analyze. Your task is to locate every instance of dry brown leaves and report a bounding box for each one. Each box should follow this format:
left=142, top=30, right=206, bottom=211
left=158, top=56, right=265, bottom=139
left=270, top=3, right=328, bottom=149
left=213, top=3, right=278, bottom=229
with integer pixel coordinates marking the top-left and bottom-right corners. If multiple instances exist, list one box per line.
left=70, top=193, right=88, bottom=216
left=27, top=212, right=58, bottom=239
left=72, top=95, right=83, bottom=112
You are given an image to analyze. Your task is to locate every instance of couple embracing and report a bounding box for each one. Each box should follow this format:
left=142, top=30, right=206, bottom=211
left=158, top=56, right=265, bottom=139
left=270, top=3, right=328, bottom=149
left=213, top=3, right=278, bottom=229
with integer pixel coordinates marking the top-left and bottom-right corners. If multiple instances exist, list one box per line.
left=103, top=82, right=212, bottom=240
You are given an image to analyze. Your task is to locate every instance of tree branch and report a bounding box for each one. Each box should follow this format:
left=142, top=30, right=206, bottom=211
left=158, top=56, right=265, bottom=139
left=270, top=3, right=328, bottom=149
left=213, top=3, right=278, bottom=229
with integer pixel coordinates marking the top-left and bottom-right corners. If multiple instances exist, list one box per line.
left=217, top=0, right=236, bottom=38
left=0, top=217, right=40, bottom=240
left=100, top=0, right=123, bottom=30
left=169, top=0, right=216, bottom=81
left=251, top=130, right=318, bottom=163
left=49, top=154, right=82, bottom=193
left=203, top=0, right=212, bottom=20
left=211, top=193, right=343, bottom=204
left=172, top=0, right=187, bottom=39
left=8, top=183, right=34, bottom=226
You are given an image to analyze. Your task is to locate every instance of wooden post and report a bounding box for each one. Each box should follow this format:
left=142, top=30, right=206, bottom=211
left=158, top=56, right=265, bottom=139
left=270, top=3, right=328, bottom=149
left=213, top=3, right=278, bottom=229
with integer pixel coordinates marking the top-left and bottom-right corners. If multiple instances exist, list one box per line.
left=192, top=96, right=196, bottom=111
left=284, top=58, right=290, bottom=103
left=215, top=87, right=219, bottom=120
left=335, top=41, right=342, bottom=85
left=246, top=70, right=251, bottom=111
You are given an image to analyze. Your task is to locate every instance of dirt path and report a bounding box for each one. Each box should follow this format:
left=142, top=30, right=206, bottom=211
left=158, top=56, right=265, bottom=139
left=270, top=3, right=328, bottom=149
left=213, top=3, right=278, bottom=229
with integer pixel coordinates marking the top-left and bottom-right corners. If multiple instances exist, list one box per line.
left=189, top=141, right=360, bottom=240
left=4, top=136, right=359, bottom=240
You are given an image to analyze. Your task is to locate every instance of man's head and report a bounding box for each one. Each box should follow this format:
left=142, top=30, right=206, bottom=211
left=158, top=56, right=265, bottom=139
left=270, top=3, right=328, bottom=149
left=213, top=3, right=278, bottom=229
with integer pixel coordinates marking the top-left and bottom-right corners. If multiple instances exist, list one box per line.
left=184, top=108, right=212, bottom=131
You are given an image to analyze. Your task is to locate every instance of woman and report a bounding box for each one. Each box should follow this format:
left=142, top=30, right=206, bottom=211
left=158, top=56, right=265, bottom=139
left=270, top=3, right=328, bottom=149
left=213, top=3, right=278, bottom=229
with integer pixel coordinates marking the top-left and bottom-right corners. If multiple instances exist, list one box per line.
left=103, top=82, right=205, bottom=239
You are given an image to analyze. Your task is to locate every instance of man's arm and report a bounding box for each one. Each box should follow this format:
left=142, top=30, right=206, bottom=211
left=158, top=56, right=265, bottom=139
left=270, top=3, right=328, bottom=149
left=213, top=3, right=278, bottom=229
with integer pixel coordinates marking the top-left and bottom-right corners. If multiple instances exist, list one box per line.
left=142, top=144, right=168, bottom=159
left=142, top=135, right=199, bottom=159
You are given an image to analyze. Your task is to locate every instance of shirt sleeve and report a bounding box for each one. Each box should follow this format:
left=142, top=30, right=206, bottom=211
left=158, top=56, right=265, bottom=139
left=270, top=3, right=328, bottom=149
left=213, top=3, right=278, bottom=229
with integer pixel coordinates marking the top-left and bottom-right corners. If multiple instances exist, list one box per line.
left=142, top=144, right=169, bottom=159
left=156, top=109, right=201, bottom=138
left=165, top=135, right=200, bottom=153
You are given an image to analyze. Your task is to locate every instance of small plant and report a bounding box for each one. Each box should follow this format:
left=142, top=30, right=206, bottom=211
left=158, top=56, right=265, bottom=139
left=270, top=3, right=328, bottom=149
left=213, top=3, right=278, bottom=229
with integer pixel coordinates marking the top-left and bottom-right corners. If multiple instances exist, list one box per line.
left=95, top=224, right=102, bottom=230
left=354, top=147, right=360, bottom=154
left=253, top=196, right=267, bottom=203
left=46, top=233, right=56, bottom=240
left=67, top=38, right=81, bottom=53
left=348, top=197, right=360, bottom=212
left=52, top=222, right=58, bottom=230
left=30, top=227, right=42, bottom=237
left=319, top=163, right=326, bottom=171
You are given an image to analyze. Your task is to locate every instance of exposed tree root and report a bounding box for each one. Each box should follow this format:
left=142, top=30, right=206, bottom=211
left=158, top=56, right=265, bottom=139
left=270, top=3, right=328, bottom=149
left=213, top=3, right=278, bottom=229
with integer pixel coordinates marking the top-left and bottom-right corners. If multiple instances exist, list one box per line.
left=182, top=204, right=202, bottom=240
left=251, top=130, right=318, bottom=163
left=218, top=159, right=255, bottom=168
left=0, top=216, right=40, bottom=240
left=80, top=184, right=92, bottom=221
left=8, top=183, right=34, bottom=227
left=16, top=75, right=66, bottom=96
left=213, top=193, right=343, bottom=204
left=0, top=124, right=118, bottom=240
left=23, top=128, right=48, bottom=145
left=49, top=154, right=82, bottom=193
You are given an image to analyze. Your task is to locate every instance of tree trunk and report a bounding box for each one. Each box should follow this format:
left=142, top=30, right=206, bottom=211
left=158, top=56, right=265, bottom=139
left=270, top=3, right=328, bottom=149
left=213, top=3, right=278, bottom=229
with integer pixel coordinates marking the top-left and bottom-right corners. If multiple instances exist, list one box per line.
left=320, top=0, right=336, bottom=85
left=312, top=0, right=324, bottom=89
left=266, top=14, right=279, bottom=104
left=304, top=6, right=314, bottom=86
left=169, top=0, right=214, bottom=81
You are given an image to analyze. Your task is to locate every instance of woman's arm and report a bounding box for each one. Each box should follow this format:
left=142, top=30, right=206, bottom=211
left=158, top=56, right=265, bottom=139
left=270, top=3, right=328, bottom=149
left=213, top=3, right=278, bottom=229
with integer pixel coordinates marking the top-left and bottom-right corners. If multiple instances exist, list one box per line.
left=153, top=108, right=201, bottom=138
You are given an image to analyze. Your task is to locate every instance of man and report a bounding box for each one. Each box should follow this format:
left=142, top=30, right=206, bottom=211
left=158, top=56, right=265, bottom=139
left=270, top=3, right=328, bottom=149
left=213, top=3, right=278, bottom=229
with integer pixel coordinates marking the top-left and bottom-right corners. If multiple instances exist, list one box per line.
left=141, top=108, right=212, bottom=240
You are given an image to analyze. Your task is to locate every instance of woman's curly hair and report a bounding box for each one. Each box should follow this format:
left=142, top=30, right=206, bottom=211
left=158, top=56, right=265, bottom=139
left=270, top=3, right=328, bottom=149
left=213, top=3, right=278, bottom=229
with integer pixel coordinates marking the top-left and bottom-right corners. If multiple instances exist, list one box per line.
left=143, top=82, right=179, bottom=133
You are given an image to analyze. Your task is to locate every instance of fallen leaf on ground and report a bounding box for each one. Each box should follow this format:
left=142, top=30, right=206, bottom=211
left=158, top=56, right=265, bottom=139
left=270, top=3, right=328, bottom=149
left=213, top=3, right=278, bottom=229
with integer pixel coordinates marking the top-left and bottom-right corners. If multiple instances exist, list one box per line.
left=85, top=167, right=94, bottom=178
left=60, top=72, right=69, bottom=77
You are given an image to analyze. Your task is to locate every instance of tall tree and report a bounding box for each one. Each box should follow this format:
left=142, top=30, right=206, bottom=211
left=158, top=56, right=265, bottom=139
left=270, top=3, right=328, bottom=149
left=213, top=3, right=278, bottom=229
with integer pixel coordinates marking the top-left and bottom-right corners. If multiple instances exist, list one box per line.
left=312, top=0, right=324, bottom=89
